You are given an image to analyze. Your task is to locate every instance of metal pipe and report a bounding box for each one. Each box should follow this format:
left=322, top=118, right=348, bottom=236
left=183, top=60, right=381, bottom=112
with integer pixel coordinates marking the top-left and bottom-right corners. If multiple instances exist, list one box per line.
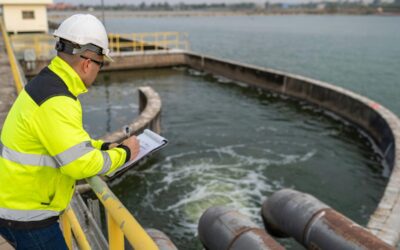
left=107, top=212, right=124, bottom=250
left=198, top=206, right=285, bottom=250
left=261, top=189, right=395, bottom=250
left=146, top=228, right=178, bottom=250
left=86, top=176, right=159, bottom=250
left=60, top=213, right=73, bottom=250
left=64, top=207, right=91, bottom=250
left=76, top=183, right=91, bottom=193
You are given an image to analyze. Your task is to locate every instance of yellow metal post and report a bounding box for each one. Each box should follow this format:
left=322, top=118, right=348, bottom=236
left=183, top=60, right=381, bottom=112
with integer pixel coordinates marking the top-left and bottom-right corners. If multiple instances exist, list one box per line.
left=60, top=213, right=73, bottom=250
left=64, top=207, right=91, bottom=250
left=132, top=34, right=136, bottom=52
left=184, top=32, right=190, bottom=51
left=163, top=33, right=167, bottom=51
left=155, top=33, right=158, bottom=51
left=108, top=33, right=113, bottom=53
left=34, top=36, right=40, bottom=58
left=163, top=33, right=168, bottom=51
left=116, top=34, right=120, bottom=54
left=175, top=33, right=179, bottom=49
left=140, top=33, right=144, bottom=52
left=0, top=19, right=24, bottom=92
left=107, top=212, right=124, bottom=250
left=86, top=176, right=158, bottom=250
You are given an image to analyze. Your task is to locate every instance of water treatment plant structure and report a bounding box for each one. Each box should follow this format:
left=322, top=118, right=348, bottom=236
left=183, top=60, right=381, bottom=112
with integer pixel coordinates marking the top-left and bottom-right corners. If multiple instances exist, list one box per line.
left=1, top=21, right=400, bottom=249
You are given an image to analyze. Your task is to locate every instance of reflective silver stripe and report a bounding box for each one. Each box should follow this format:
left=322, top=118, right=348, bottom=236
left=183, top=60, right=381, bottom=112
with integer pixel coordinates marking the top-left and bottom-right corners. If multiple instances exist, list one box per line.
left=0, top=141, right=106, bottom=171
left=54, top=141, right=94, bottom=166
left=98, top=151, right=112, bottom=175
left=0, top=141, right=58, bottom=168
left=0, top=208, right=59, bottom=221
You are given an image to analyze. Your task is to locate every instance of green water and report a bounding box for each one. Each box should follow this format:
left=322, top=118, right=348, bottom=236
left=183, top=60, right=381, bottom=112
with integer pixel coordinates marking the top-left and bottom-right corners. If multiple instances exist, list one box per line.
left=79, top=15, right=399, bottom=249
left=81, top=67, right=386, bottom=249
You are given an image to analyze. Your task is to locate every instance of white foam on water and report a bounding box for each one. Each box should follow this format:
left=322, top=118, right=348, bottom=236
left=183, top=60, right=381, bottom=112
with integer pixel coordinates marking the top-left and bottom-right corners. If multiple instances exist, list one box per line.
left=233, top=81, right=249, bottom=88
left=110, top=103, right=138, bottom=110
left=111, top=140, right=317, bottom=241
left=144, top=164, right=274, bottom=237
left=83, top=103, right=138, bottom=112
left=187, top=69, right=206, bottom=77
left=214, top=75, right=232, bottom=84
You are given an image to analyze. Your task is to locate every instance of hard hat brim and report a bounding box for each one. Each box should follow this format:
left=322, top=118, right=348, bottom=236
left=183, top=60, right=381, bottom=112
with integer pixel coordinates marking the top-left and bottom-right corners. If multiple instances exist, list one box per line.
left=104, top=54, right=114, bottom=62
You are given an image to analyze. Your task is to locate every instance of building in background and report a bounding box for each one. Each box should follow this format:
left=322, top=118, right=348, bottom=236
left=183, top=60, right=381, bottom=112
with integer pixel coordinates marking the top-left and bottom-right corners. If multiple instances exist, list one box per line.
left=0, top=0, right=52, bottom=34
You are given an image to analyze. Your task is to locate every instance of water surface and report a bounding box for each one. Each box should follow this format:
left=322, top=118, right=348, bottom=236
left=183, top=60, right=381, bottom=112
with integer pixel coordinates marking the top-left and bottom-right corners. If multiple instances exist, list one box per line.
left=105, top=15, right=400, bottom=114
left=81, top=67, right=386, bottom=249
left=79, top=15, right=399, bottom=249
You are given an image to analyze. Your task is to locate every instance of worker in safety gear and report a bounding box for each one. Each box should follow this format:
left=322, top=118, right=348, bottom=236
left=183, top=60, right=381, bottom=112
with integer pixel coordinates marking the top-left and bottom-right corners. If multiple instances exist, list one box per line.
left=0, top=14, right=140, bottom=249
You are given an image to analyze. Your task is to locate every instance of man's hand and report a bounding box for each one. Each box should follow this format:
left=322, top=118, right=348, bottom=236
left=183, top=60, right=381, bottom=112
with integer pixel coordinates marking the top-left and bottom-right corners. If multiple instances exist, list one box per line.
left=121, top=136, right=140, bottom=160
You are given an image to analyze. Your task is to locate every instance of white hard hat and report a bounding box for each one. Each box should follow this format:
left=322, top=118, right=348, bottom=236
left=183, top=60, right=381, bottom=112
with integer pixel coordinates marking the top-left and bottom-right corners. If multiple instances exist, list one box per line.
left=53, top=14, right=112, bottom=61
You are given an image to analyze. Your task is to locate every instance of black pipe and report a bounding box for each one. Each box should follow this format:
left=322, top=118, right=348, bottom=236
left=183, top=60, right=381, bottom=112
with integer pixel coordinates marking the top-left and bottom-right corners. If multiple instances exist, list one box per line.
left=146, top=228, right=178, bottom=250
left=261, top=189, right=395, bottom=250
left=199, top=206, right=285, bottom=250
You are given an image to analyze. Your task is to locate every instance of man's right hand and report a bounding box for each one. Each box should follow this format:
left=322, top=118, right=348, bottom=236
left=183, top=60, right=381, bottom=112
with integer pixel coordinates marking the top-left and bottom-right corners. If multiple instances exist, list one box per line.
left=121, top=136, right=140, bottom=160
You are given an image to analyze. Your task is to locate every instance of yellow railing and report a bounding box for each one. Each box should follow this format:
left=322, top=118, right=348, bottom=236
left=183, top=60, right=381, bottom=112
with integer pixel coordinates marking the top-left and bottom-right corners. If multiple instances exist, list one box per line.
left=61, top=207, right=91, bottom=250
left=61, top=176, right=159, bottom=250
left=9, top=32, right=190, bottom=60
left=0, top=19, right=25, bottom=92
left=109, top=32, right=189, bottom=54
left=10, top=33, right=55, bottom=60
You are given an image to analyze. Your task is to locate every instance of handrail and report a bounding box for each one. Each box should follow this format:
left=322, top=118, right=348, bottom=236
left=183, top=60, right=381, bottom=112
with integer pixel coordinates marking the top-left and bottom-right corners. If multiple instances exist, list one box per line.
left=86, top=176, right=159, bottom=250
left=108, top=32, right=189, bottom=54
left=9, top=32, right=190, bottom=63
left=0, top=18, right=25, bottom=92
left=60, top=214, right=73, bottom=250
left=61, top=86, right=162, bottom=249
left=62, top=207, right=91, bottom=250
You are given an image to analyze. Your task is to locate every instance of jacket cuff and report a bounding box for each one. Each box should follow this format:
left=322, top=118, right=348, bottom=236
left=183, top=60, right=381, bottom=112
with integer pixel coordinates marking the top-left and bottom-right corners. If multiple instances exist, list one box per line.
left=101, top=142, right=111, bottom=150
left=117, top=144, right=131, bottom=163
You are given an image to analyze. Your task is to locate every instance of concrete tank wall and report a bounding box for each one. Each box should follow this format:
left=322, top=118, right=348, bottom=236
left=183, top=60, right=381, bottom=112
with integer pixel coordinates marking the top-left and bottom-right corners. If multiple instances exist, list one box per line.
left=184, top=53, right=395, bottom=168
left=183, top=52, right=400, bottom=245
left=105, top=51, right=186, bottom=72
left=23, top=51, right=187, bottom=77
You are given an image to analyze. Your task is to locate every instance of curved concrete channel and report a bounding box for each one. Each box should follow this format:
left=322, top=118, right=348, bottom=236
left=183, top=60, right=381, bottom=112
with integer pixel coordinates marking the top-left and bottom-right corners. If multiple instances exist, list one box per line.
left=180, top=52, right=400, bottom=246
left=1, top=46, right=400, bottom=247
left=104, top=51, right=400, bottom=246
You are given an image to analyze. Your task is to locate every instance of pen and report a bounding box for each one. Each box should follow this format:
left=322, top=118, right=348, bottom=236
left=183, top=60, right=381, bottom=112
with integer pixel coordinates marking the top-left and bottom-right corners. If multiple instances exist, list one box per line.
left=123, top=125, right=131, bottom=138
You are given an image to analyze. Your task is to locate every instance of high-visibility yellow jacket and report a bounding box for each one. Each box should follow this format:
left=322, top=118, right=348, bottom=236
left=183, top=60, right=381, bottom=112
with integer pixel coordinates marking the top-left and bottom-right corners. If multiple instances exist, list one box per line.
left=0, top=56, right=129, bottom=226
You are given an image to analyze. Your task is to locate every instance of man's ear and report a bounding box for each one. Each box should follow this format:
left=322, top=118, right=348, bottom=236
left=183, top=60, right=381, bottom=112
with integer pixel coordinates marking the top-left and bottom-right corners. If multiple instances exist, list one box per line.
left=80, top=58, right=90, bottom=74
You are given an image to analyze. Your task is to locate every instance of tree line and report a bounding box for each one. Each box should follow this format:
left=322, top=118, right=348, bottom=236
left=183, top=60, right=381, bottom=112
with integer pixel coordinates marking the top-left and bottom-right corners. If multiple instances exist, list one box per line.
left=63, top=1, right=400, bottom=14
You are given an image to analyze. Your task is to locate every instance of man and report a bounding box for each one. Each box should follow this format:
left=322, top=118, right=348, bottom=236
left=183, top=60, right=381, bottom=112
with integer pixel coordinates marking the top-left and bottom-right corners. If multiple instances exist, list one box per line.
left=0, top=14, right=139, bottom=249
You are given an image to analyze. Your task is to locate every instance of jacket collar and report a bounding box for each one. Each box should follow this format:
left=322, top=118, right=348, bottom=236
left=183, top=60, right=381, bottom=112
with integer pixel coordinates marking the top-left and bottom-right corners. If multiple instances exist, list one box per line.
left=48, top=56, right=88, bottom=97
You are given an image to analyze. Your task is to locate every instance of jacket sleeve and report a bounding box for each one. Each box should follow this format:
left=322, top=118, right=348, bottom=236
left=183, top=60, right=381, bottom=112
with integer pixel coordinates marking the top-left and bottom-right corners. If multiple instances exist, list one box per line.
left=32, top=96, right=128, bottom=179
left=91, top=139, right=111, bottom=150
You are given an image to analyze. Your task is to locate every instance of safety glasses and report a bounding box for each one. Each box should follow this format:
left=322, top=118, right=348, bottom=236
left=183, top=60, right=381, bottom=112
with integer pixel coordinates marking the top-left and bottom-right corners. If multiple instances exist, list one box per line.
left=80, top=55, right=104, bottom=69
